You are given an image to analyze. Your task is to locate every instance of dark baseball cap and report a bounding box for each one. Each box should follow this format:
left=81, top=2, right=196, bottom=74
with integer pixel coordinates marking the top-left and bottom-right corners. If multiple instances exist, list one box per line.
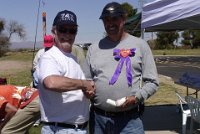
left=53, top=10, right=77, bottom=26
left=99, top=2, right=126, bottom=19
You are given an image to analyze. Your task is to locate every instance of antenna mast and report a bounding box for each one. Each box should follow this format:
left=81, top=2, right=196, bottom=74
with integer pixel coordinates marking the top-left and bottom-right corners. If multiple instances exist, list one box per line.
left=32, top=0, right=41, bottom=70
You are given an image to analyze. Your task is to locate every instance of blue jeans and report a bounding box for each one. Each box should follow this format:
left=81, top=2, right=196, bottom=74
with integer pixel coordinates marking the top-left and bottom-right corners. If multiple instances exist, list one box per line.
left=41, top=125, right=87, bottom=134
left=89, top=108, right=144, bottom=134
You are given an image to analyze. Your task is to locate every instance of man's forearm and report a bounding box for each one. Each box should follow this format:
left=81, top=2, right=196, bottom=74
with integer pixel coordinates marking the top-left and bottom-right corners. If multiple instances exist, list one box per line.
left=43, top=75, right=84, bottom=92
left=42, top=75, right=95, bottom=98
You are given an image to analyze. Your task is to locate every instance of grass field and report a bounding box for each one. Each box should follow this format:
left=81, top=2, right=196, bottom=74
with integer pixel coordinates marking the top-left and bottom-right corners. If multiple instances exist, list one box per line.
left=152, top=48, right=200, bottom=55
left=0, top=48, right=199, bottom=133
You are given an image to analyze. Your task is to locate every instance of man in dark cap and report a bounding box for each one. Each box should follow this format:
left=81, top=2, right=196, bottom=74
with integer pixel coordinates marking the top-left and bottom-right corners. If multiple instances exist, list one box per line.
left=83, top=2, right=159, bottom=134
left=37, top=10, right=95, bottom=134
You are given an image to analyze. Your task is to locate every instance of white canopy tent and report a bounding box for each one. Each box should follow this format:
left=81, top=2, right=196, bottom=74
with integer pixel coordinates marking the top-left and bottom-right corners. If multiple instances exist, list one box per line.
left=141, top=0, right=200, bottom=32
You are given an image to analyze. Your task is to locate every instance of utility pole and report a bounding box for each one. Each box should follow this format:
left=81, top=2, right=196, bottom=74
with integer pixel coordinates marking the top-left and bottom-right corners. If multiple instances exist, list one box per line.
left=42, top=11, right=46, bottom=38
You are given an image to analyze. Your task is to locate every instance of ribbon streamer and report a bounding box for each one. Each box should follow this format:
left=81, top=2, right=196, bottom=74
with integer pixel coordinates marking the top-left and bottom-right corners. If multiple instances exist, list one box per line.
left=109, top=48, right=136, bottom=86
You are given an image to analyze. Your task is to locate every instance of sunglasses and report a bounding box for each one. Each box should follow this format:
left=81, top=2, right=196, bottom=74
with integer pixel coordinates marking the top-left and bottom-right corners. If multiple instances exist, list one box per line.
left=57, top=27, right=77, bottom=35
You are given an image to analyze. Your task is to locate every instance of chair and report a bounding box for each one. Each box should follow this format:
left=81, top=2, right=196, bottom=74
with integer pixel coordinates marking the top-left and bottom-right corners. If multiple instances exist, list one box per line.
left=185, top=96, right=200, bottom=134
left=175, top=91, right=191, bottom=134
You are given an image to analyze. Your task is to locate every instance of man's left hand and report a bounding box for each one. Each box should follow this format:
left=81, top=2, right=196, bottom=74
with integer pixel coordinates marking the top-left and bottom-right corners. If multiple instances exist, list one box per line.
left=121, top=96, right=137, bottom=108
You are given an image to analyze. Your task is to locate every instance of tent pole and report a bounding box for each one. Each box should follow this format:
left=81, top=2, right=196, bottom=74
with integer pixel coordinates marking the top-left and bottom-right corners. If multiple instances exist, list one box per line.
left=141, top=29, right=144, bottom=39
left=139, top=0, right=145, bottom=39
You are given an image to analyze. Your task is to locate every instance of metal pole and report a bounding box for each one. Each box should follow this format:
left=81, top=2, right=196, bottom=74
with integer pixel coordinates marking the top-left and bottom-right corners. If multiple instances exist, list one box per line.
left=138, top=0, right=144, bottom=12
left=139, top=0, right=145, bottom=39
left=32, top=0, right=41, bottom=70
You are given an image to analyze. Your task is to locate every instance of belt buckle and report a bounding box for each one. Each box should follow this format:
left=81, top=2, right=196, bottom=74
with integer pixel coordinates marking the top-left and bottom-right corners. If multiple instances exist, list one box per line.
left=105, top=111, right=111, bottom=117
left=105, top=111, right=108, bottom=116
left=105, top=111, right=115, bottom=117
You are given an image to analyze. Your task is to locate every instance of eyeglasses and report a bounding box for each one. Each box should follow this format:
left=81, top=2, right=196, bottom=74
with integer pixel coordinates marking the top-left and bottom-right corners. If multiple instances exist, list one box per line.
left=57, top=27, right=77, bottom=35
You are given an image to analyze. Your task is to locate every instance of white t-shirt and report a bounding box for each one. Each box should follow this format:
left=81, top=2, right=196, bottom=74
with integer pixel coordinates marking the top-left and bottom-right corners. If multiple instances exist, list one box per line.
left=32, top=49, right=45, bottom=71
left=37, top=46, right=89, bottom=124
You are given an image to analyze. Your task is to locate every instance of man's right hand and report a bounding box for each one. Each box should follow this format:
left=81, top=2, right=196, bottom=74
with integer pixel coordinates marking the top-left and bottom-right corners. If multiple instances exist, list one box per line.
left=81, top=80, right=95, bottom=99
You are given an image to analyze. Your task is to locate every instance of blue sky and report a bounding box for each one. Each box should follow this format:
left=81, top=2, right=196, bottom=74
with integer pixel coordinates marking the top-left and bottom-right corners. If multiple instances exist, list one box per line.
left=0, top=0, right=153, bottom=44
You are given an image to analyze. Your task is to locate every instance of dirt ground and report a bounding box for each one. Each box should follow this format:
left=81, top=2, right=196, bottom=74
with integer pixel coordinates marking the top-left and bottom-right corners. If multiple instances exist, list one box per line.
left=0, top=60, right=31, bottom=73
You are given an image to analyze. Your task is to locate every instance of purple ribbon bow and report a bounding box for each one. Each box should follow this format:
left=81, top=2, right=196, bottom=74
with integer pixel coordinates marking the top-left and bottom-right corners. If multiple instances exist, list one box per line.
left=109, top=48, right=136, bottom=87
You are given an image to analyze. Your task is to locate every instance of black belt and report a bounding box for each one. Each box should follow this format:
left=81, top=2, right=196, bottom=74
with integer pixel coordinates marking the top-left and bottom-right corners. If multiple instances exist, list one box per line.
left=41, top=121, right=88, bottom=129
left=92, top=106, right=138, bottom=117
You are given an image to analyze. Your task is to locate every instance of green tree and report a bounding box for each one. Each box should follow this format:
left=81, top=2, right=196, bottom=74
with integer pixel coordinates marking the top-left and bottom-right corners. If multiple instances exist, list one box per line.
left=181, top=30, right=200, bottom=49
left=0, top=18, right=9, bottom=56
left=0, top=18, right=26, bottom=56
left=122, top=2, right=136, bottom=18
left=122, top=2, right=141, bottom=37
left=0, top=36, right=9, bottom=57
left=156, top=31, right=179, bottom=49
left=7, top=20, right=26, bottom=40
left=0, top=19, right=5, bottom=33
